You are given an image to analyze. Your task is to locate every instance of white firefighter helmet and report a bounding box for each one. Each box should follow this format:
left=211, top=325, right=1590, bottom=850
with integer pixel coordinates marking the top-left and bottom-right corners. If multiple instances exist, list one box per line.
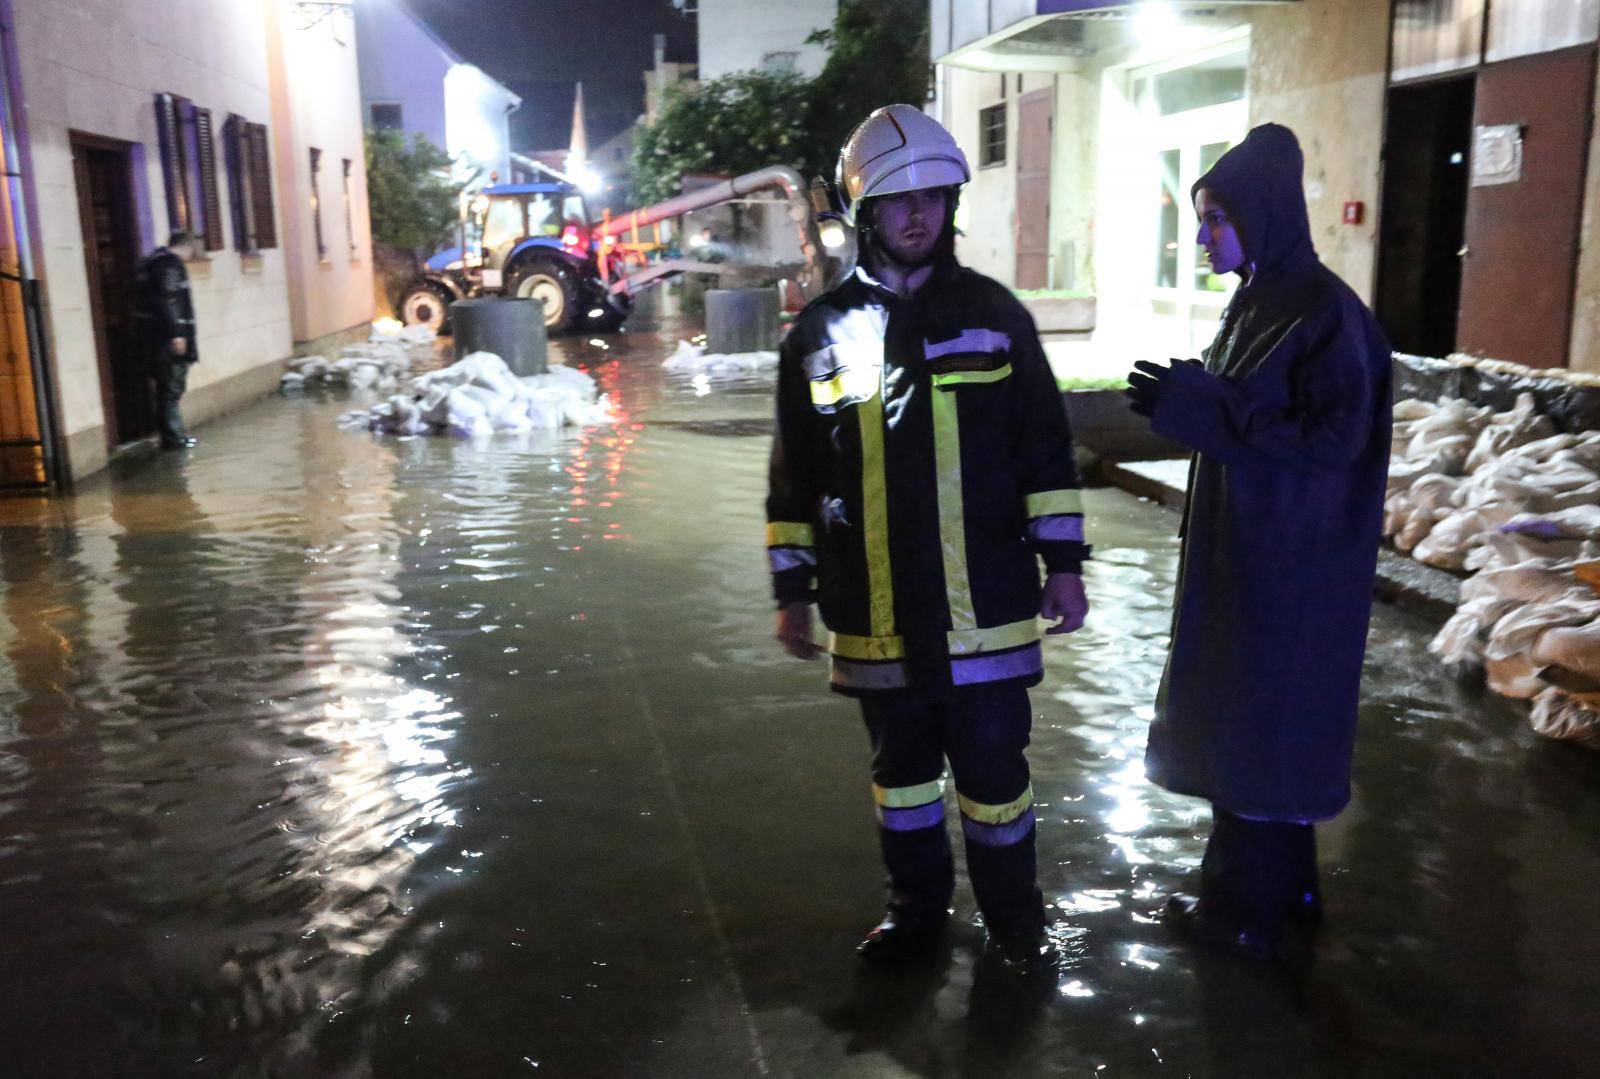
left=836, top=104, right=970, bottom=225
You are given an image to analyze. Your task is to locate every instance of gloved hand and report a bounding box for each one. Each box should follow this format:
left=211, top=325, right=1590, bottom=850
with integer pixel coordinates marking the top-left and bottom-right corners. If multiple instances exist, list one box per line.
left=1125, top=358, right=1202, bottom=417
left=1125, top=360, right=1171, bottom=417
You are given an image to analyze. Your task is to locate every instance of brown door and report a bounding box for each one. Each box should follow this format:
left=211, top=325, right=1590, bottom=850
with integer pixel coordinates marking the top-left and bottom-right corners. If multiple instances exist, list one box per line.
left=71, top=133, right=148, bottom=446
left=1455, top=46, right=1596, bottom=369
left=1014, top=89, right=1052, bottom=290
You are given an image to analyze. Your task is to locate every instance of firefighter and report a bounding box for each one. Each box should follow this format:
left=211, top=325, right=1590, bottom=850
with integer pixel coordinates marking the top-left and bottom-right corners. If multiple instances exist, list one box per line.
left=133, top=231, right=202, bottom=450
left=1127, top=124, right=1392, bottom=959
left=766, top=105, right=1091, bottom=971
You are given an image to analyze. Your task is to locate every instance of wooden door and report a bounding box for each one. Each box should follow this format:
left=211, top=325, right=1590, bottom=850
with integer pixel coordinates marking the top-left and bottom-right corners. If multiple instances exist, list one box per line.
left=71, top=133, right=147, bottom=446
left=1456, top=46, right=1596, bottom=368
left=1014, top=89, right=1052, bottom=290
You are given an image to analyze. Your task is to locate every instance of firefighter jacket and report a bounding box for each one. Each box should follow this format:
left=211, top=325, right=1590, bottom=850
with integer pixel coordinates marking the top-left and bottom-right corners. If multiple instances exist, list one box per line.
left=133, top=247, right=198, bottom=364
left=766, top=256, right=1090, bottom=695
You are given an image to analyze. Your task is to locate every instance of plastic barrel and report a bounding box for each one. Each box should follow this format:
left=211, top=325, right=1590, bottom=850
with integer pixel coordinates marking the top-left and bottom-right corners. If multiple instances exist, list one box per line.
left=451, top=297, right=547, bottom=376
left=705, top=288, right=780, bottom=354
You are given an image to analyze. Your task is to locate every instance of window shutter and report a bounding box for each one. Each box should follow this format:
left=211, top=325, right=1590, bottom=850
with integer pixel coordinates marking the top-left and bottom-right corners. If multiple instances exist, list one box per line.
left=224, top=114, right=254, bottom=251
left=247, top=123, right=277, bottom=249
left=154, top=93, right=189, bottom=232
left=193, top=107, right=224, bottom=251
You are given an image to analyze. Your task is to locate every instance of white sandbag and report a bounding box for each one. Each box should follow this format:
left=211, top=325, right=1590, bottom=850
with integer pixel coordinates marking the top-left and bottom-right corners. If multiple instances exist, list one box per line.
left=1484, top=596, right=1600, bottom=662
left=1408, top=473, right=1461, bottom=516
left=1384, top=490, right=1416, bottom=538
left=1412, top=506, right=1514, bottom=570
left=1430, top=595, right=1518, bottom=667
left=1462, top=560, right=1580, bottom=606
left=1466, top=530, right=1593, bottom=573
left=1484, top=653, right=1548, bottom=700
left=1393, top=398, right=1439, bottom=422
left=1464, top=394, right=1555, bottom=474
left=1528, top=687, right=1600, bottom=749
left=444, top=386, right=493, bottom=437
left=1531, top=620, right=1600, bottom=681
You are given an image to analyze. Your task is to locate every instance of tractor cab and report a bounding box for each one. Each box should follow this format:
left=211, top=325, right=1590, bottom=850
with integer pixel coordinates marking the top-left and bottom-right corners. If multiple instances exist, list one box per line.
left=467, top=183, right=593, bottom=278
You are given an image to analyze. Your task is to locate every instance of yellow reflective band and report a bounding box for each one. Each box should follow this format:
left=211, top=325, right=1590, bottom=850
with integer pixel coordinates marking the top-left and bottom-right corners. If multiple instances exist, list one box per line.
left=765, top=521, right=815, bottom=548
left=858, top=391, right=895, bottom=637
left=810, top=363, right=881, bottom=408
left=947, top=619, right=1039, bottom=656
left=931, top=386, right=976, bottom=631
left=829, top=631, right=905, bottom=661
left=1025, top=489, right=1084, bottom=519
left=930, top=363, right=1012, bottom=388
left=873, top=778, right=945, bottom=808
left=958, top=785, right=1035, bottom=825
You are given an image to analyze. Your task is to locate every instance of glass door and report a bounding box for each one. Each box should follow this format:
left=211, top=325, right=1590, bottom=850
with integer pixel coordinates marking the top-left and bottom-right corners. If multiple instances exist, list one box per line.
left=1130, top=46, right=1248, bottom=358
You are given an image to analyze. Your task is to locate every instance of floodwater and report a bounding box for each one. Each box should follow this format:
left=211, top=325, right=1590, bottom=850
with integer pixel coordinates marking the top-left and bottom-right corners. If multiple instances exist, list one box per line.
left=1, top=308, right=1598, bottom=1078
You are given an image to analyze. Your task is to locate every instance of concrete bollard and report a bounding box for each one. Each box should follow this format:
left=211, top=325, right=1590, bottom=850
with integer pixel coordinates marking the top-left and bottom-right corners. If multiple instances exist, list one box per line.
left=705, top=288, right=780, bottom=354
left=451, top=297, right=547, bottom=376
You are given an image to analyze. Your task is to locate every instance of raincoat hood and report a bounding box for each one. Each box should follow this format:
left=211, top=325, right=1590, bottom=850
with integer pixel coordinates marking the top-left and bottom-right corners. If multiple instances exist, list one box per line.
left=1192, top=123, right=1314, bottom=280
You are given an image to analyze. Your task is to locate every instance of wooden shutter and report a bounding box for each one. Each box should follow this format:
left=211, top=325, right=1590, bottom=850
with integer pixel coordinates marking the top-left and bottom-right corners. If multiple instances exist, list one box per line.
left=224, top=114, right=254, bottom=251
left=154, top=93, right=189, bottom=232
left=247, top=123, right=277, bottom=249
left=193, top=107, right=224, bottom=251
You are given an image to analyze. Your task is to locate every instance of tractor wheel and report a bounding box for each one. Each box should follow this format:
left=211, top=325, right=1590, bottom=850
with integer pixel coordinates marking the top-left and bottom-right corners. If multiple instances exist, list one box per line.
left=508, top=259, right=581, bottom=333
left=398, top=282, right=454, bottom=335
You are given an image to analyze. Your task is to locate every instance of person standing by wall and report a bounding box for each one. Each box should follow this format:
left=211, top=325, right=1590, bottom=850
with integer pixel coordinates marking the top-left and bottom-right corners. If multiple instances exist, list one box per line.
left=767, top=105, right=1091, bottom=972
left=133, top=231, right=202, bottom=450
left=1126, top=124, right=1393, bottom=960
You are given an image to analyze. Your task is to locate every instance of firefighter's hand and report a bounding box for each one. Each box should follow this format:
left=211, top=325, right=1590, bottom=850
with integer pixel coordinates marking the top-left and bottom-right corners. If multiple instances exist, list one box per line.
left=1041, top=572, right=1088, bottom=635
left=170, top=337, right=188, bottom=358
left=776, top=603, right=824, bottom=660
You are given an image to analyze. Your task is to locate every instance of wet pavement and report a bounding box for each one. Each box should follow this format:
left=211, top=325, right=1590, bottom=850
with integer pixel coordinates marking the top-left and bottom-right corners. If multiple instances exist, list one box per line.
left=2, top=309, right=1599, bottom=1077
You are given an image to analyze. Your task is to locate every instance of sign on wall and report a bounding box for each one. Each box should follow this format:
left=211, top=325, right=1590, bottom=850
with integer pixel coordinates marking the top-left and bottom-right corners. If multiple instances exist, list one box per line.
left=1472, top=124, right=1524, bottom=187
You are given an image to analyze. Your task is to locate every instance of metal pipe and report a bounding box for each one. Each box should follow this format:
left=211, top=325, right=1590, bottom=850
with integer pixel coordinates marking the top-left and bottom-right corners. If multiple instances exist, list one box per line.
left=598, top=165, right=825, bottom=296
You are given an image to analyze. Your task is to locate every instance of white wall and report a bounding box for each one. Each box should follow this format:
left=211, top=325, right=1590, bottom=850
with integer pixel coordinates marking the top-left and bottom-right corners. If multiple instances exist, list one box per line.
left=266, top=0, right=375, bottom=344
left=11, top=0, right=293, bottom=473
left=697, top=0, right=837, bottom=81
left=444, top=63, right=517, bottom=187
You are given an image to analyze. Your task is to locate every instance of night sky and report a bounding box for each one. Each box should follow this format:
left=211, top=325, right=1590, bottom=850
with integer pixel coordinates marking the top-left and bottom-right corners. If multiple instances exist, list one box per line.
left=403, top=0, right=699, bottom=154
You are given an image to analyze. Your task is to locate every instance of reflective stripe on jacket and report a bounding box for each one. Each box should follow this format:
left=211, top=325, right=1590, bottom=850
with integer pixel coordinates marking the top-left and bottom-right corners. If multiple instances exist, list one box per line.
left=766, top=258, right=1089, bottom=695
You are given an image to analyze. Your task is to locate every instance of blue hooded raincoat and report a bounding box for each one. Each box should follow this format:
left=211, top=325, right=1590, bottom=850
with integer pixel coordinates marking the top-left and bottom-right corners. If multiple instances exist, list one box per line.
left=1144, top=124, right=1393, bottom=822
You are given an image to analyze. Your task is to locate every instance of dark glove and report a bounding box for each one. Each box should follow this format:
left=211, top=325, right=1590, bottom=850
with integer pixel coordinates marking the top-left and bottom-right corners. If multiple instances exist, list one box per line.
left=1125, top=358, right=1203, bottom=417
left=1125, top=360, right=1170, bottom=417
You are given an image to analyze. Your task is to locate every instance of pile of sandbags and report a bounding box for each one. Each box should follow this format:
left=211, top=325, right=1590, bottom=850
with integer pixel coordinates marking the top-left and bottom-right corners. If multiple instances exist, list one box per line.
left=1396, top=392, right=1600, bottom=745
left=662, top=339, right=778, bottom=375
left=337, top=351, right=611, bottom=437
left=281, top=321, right=437, bottom=393
left=1385, top=394, right=1600, bottom=571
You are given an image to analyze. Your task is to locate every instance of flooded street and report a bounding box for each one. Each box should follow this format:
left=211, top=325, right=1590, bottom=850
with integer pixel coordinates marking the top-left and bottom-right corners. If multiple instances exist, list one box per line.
left=2, top=310, right=1598, bottom=1078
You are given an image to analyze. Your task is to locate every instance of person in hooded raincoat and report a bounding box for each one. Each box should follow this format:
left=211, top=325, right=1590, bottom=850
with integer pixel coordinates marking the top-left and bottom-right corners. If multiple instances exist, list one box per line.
left=1126, top=123, right=1392, bottom=958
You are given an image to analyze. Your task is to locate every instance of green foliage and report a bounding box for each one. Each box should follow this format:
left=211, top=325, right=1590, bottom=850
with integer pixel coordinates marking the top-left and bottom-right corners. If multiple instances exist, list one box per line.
left=365, top=129, right=460, bottom=255
left=632, top=0, right=931, bottom=202
left=632, top=71, right=817, bottom=205
left=1056, top=376, right=1131, bottom=392
left=806, top=0, right=930, bottom=174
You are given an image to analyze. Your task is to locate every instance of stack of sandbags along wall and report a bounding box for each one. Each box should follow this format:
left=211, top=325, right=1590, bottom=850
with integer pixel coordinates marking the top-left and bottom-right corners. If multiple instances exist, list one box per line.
left=1386, top=353, right=1600, bottom=748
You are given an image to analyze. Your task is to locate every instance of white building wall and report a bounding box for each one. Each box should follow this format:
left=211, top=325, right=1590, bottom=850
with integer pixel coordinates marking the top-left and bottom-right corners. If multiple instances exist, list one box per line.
left=266, top=0, right=376, bottom=344
left=10, top=0, right=293, bottom=477
left=697, top=0, right=837, bottom=80
left=444, top=63, right=518, bottom=187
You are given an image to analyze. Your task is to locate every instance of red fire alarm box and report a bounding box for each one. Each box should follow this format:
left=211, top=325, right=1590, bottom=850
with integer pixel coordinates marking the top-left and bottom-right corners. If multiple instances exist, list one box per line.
left=1342, top=200, right=1365, bottom=225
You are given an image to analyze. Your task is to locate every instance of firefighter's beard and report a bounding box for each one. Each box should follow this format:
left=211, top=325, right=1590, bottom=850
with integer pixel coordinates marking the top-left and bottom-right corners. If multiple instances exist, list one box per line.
left=866, top=217, right=951, bottom=275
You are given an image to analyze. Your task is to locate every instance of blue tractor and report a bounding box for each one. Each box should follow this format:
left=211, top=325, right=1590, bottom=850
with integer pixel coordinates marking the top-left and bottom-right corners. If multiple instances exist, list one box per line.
left=397, top=181, right=630, bottom=336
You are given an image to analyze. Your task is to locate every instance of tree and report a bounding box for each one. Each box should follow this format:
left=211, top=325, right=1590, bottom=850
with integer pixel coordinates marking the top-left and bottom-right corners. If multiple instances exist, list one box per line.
left=632, top=71, right=819, bottom=204
left=630, top=1, right=931, bottom=203
left=806, top=0, right=931, bottom=172
left=364, top=129, right=460, bottom=257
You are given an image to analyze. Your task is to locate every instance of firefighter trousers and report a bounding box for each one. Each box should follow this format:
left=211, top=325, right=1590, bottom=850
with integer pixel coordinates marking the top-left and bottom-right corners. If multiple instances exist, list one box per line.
left=859, top=681, right=1045, bottom=936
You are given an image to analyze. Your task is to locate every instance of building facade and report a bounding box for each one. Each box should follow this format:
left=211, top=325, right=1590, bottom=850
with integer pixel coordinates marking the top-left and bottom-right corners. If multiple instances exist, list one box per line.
left=696, top=0, right=838, bottom=81
left=934, top=0, right=1600, bottom=375
left=353, top=0, right=520, bottom=190
left=0, top=0, right=376, bottom=489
